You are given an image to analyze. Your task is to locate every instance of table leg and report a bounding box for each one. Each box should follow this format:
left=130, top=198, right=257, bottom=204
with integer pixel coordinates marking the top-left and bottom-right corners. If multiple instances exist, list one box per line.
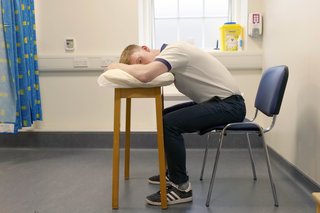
left=124, top=98, right=131, bottom=180
left=112, top=89, right=121, bottom=209
left=155, top=92, right=168, bottom=209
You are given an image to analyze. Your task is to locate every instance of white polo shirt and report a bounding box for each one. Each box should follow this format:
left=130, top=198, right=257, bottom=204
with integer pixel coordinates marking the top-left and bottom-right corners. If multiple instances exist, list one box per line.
left=155, top=42, right=241, bottom=103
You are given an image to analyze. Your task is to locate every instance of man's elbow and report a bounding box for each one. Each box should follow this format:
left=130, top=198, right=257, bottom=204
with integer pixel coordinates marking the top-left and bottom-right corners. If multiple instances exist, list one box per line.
left=138, top=75, right=151, bottom=83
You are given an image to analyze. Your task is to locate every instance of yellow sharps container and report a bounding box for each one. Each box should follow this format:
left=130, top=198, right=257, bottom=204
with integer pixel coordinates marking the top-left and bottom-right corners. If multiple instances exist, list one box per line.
left=220, top=22, right=243, bottom=51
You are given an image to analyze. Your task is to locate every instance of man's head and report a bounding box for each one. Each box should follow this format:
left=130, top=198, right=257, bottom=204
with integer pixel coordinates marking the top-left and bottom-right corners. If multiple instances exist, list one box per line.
left=119, top=44, right=159, bottom=65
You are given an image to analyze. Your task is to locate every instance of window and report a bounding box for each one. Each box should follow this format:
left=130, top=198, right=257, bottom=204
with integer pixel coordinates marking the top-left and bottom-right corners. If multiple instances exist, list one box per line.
left=139, top=0, right=245, bottom=50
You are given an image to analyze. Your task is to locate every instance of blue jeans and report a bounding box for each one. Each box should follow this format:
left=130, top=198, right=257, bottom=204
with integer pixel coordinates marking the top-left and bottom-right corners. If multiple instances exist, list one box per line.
left=163, top=95, right=246, bottom=184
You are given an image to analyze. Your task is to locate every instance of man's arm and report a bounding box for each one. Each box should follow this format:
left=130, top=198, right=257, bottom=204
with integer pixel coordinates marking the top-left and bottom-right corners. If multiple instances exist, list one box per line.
left=108, top=61, right=169, bottom=83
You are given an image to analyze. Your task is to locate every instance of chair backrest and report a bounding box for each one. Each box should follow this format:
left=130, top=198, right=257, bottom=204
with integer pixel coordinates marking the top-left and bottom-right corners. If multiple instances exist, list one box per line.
left=254, top=65, right=289, bottom=116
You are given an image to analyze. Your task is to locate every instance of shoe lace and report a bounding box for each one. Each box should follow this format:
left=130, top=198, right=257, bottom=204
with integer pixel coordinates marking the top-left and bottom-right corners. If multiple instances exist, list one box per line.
left=157, top=184, right=174, bottom=195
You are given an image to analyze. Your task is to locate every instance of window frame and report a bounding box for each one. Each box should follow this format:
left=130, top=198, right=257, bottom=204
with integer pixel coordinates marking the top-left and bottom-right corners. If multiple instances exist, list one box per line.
left=138, top=0, right=246, bottom=49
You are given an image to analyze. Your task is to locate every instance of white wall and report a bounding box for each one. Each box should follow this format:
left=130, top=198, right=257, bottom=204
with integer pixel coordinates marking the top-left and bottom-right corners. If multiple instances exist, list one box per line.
left=35, top=0, right=139, bottom=56
left=34, top=0, right=140, bottom=131
left=32, top=0, right=262, bottom=132
left=263, top=0, right=320, bottom=184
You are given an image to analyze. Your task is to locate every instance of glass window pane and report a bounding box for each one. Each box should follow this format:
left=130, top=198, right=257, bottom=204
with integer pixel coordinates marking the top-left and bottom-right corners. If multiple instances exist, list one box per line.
left=204, top=17, right=228, bottom=50
left=179, top=0, right=203, bottom=17
left=154, top=19, right=178, bottom=48
left=179, top=19, right=203, bottom=47
left=205, top=0, right=229, bottom=17
left=152, top=0, right=232, bottom=49
left=154, top=0, right=178, bottom=18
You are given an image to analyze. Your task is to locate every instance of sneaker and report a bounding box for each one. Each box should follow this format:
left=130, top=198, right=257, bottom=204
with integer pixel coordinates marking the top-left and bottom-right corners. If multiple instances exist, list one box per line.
left=148, top=174, right=170, bottom=185
left=146, top=182, right=193, bottom=206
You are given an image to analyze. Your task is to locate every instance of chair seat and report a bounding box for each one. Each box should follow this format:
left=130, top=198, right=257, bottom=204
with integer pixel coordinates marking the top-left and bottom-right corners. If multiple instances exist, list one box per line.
left=198, top=118, right=260, bottom=135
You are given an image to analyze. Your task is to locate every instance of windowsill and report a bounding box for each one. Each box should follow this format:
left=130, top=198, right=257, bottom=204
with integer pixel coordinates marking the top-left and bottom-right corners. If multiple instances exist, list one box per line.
left=209, top=50, right=263, bottom=70
left=208, top=49, right=262, bottom=55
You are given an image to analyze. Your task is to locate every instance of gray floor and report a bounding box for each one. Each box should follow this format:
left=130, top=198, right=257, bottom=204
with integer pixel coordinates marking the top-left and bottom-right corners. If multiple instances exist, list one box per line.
left=0, top=148, right=316, bottom=213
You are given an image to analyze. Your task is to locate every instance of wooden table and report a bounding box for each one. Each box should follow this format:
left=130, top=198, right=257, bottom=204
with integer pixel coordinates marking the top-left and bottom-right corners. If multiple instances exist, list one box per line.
left=112, top=87, right=167, bottom=209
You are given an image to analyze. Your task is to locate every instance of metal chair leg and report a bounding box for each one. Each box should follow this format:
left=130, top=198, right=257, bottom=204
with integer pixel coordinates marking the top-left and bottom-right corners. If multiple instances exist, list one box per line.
left=200, top=133, right=211, bottom=181
left=261, top=132, right=279, bottom=207
left=246, top=133, right=257, bottom=181
left=205, top=132, right=225, bottom=207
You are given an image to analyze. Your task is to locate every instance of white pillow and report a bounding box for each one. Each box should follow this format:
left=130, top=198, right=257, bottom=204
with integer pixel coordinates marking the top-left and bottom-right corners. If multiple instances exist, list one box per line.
left=97, top=69, right=174, bottom=88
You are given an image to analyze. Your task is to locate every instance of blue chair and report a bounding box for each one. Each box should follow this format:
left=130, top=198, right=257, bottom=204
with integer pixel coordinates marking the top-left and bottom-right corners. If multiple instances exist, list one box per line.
left=199, top=65, right=289, bottom=207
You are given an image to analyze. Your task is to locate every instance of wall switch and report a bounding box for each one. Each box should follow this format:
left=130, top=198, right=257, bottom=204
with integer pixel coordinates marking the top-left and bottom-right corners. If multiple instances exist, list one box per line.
left=73, top=57, right=88, bottom=68
left=65, top=38, right=75, bottom=51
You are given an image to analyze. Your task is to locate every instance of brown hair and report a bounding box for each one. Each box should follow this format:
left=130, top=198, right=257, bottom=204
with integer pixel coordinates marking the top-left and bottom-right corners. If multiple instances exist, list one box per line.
left=119, top=44, right=140, bottom=64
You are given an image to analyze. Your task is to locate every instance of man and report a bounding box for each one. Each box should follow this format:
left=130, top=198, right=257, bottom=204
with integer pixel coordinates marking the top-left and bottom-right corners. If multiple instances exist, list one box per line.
left=108, top=41, right=246, bottom=206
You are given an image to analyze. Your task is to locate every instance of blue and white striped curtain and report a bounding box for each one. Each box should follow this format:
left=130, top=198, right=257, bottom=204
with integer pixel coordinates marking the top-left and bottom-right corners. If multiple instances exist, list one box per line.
left=0, top=0, right=42, bottom=133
